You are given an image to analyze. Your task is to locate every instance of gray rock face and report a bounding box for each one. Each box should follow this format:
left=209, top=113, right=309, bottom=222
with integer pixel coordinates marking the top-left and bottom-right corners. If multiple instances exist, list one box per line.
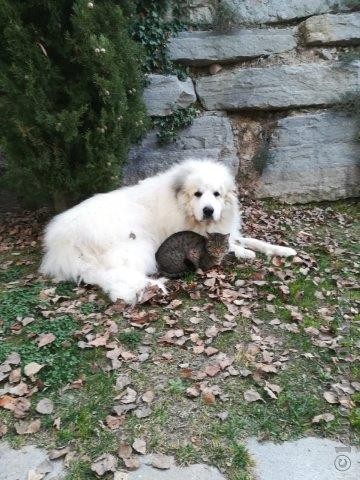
left=124, top=454, right=226, bottom=480
left=187, top=0, right=214, bottom=25
left=0, top=442, right=65, bottom=480
left=168, top=28, right=297, bottom=66
left=196, top=62, right=360, bottom=111
left=143, top=75, right=196, bottom=117
left=255, top=111, right=360, bottom=203
left=301, top=12, right=360, bottom=46
left=224, top=0, right=352, bottom=25
left=123, top=113, right=238, bottom=185
left=247, top=436, right=360, bottom=480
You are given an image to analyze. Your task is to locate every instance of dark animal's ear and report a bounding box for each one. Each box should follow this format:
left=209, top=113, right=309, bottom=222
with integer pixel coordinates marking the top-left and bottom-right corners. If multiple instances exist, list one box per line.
left=225, top=233, right=230, bottom=241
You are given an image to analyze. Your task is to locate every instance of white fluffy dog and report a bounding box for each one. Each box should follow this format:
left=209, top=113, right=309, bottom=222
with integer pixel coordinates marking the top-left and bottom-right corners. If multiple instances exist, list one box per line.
left=40, top=159, right=296, bottom=303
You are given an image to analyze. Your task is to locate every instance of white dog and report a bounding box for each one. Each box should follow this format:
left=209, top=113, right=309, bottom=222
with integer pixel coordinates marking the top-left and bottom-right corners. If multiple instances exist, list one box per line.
left=40, top=159, right=296, bottom=303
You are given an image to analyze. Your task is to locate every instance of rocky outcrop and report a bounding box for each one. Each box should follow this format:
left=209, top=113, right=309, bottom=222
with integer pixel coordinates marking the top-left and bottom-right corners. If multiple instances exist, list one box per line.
left=186, top=0, right=214, bottom=25
left=223, top=0, right=352, bottom=25
left=143, top=75, right=196, bottom=117
left=196, top=62, right=360, bottom=111
left=168, top=28, right=297, bottom=66
left=123, top=113, right=238, bottom=185
left=301, top=12, right=360, bottom=46
left=255, top=111, right=360, bottom=203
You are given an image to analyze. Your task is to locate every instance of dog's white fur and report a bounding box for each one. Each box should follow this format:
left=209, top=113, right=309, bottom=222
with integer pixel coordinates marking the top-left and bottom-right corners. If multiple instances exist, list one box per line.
left=40, top=159, right=296, bottom=303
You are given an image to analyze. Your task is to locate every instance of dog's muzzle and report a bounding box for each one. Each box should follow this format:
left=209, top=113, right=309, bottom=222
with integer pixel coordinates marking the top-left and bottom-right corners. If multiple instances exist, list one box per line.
left=203, top=206, right=214, bottom=219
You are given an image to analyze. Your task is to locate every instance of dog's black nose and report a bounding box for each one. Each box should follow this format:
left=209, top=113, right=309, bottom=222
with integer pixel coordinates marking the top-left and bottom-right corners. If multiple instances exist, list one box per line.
left=203, top=206, right=214, bottom=218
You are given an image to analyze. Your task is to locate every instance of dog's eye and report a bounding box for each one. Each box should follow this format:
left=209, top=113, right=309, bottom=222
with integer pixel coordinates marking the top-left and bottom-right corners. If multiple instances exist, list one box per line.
left=194, top=191, right=202, bottom=197
left=214, top=191, right=220, bottom=197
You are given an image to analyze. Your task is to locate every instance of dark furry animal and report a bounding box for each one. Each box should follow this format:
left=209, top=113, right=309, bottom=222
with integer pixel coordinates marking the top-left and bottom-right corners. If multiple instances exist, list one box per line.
left=156, top=231, right=230, bottom=278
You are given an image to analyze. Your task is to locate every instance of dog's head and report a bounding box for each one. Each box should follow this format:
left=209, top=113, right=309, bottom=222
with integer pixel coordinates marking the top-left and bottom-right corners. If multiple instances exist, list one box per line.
left=172, top=160, right=237, bottom=224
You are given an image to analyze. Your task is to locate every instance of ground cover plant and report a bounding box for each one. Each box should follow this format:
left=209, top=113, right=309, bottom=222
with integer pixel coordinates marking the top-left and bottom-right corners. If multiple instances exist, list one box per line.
left=0, top=197, right=359, bottom=479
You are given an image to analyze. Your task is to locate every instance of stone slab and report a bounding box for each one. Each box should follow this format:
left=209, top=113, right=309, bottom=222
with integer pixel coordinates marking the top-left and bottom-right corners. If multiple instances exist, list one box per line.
left=168, top=27, right=297, bottom=66
left=143, top=75, right=196, bottom=117
left=123, top=112, right=238, bottom=185
left=0, top=442, right=65, bottom=480
left=223, top=0, right=352, bottom=25
left=246, top=436, right=360, bottom=480
left=195, top=62, right=360, bottom=111
left=301, top=12, right=360, bottom=46
left=120, top=454, right=226, bottom=480
left=255, top=111, right=360, bottom=203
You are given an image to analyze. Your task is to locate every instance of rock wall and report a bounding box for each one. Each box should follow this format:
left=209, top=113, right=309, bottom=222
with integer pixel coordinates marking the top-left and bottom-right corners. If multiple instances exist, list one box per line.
left=125, top=1, right=360, bottom=204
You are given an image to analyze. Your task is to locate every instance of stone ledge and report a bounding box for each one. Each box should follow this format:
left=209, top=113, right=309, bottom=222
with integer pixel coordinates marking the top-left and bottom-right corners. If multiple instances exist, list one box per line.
left=195, top=62, right=360, bottom=111
left=168, top=27, right=297, bottom=66
left=301, top=12, right=360, bottom=46
left=223, top=0, right=352, bottom=25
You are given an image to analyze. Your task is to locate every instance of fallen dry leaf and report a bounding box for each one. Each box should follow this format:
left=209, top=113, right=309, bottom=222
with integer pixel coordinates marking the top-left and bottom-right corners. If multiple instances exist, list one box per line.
left=27, top=470, right=43, bottom=480
left=24, top=362, right=44, bottom=378
left=323, top=391, right=338, bottom=404
left=142, top=390, right=155, bottom=404
left=91, top=454, right=117, bottom=476
left=205, top=325, right=218, bottom=338
left=9, top=382, right=29, bottom=396
left=105, top=415, right=123, bottom=430
left=205, top=364, right=220, bottom=377
left=132, top=438, right=146, bottom=455
left=0, top=421, right=8, bottom=437
left=89, top=335, right=109, bottom=347
left=118, top=443, right=132, bottom=460
left=121, top=388, right=137, bottom=404
left=151, top=453, right=172, bottom=470
left=202, top=391, right=216, bottom=405
left=6, top=352, right=21, bottom=365
left=312, top=413, right=335, bottom=423
left=36, top=398, right=54, bottom=415
left=53, top=417, right=61, bottom=430
left=37, top=333, right=56, bottom=348
left=134, top=406, right=151, bottom=418
left=48, top=447, right=70, bottom=460
left=123, top=457, right=140, bottom=470
left=186, top=386, right=200, bottom=398
left=15, top=419, right=41, bottom=435
left=115, top=375, right=131, bottom=391
left=13, top=398, right=31, bottom=418
left=9, top=368, right=21, bottom=384
left=244, top=389, right=263, bottom=403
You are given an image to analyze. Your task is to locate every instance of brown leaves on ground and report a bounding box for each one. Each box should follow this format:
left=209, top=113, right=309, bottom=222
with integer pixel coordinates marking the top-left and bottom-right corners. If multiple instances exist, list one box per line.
left=1, top=200, right=359, bottom=468
left=37, top=333, right=56, bottom=348
left=15, top=419, right=41, bottom=435
left=244, top=389, right=263, bottom=403
left=24, top=362, right=44, bottom=378
left=0, top=421, right=8, bottom=437
left=151, top=453, right=173, bottom=470
left=91, top=454, right=118, bottom=476
left=312, top=413, right=335, bottom=423
left=35, top=398, right=54, bottom=415
left=132, top=438, right=146, bottom=455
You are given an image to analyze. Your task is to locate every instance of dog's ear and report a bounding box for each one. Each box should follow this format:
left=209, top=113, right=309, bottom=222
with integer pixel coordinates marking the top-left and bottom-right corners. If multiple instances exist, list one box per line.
left=171, top=166, right=189, bottom=196
left=172, top=173, right=184, bottom=196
